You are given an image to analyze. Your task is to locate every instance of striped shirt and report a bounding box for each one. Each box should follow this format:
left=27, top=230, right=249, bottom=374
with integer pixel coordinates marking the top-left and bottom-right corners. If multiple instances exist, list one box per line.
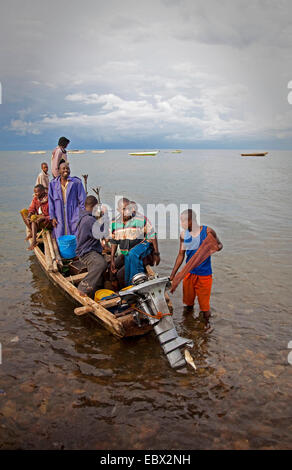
left=110, top=212, right=155, bottom=254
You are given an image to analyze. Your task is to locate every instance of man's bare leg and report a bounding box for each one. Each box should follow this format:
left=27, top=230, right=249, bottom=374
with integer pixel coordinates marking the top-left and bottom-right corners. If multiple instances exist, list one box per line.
left=27, top=222, right=39, bottom=250
left=183, top=305, right=194, bottom=314
left=24, top=219, right=32, bottom=240
left=199, top=310, right=211, bottom=321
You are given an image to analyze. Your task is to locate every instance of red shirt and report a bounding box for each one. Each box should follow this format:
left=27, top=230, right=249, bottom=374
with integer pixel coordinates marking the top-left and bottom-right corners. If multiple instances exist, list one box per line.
left=28, top=194, right=50, bottom=222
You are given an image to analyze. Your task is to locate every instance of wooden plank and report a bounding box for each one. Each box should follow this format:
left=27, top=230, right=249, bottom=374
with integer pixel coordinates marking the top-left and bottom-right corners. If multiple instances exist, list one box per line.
left=42, top=231, right=53, bottom=272
left=68, top=272, right=87, bottom=284
left=74, top=306, right=93, bottom=316
left=46, top=231, right=58, bottom=272
left=52, top=237, right=63, bottom=267
left=99, top=296, right=121, bottom=308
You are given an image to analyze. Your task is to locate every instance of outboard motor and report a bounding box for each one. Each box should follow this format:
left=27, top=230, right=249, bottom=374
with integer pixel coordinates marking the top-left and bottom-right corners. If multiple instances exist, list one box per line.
left=119, top=272, right=193, bottom=368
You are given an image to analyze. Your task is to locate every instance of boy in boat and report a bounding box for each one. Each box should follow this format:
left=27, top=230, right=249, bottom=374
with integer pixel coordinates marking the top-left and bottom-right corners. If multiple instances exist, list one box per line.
left=22, top=184, right=51, bottom=250
left=48, top=162, right=86, bottom=239
left=76, top=195, right=108, bottom=297
left=110, top=198, right=160, bottom=286
left=169, top=209, right=223, bottom=320
left=35, top=162, right=49, bottom=190
left=51, top=136, right=70, bottom=178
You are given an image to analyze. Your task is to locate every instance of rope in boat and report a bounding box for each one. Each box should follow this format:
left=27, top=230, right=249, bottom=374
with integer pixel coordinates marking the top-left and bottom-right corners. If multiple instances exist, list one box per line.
left=133, top=306, right=172, bottom=320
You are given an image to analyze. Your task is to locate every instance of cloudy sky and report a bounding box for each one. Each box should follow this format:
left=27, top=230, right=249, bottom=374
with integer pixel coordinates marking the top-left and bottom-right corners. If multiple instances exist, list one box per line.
left=1, top=0, right=292, bottom=149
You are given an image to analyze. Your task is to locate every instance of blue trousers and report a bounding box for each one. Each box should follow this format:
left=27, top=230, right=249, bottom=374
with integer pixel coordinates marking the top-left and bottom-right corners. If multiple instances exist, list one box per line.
left=124, top=241, right=152, bottom=286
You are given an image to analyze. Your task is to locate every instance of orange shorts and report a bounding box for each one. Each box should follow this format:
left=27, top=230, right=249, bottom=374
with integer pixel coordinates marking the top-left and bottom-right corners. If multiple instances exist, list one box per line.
left=183, top=273, right=212, bottom=311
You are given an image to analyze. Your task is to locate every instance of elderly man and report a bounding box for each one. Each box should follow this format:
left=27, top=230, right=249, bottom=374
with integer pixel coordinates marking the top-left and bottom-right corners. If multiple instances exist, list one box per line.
left=48, top=162, right=86, bottom=239
left=110, top=198, right=160, bottom=286
left=51, top=136, right=70, bottom=178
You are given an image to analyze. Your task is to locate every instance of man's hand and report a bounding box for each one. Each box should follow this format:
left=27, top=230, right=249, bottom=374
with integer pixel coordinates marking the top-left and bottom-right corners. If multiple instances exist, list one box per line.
left=52, top=218, right=58, bottom=228
left=110, top=260, right=117, bottom=274
left=153, top=254, right=160, bottom=266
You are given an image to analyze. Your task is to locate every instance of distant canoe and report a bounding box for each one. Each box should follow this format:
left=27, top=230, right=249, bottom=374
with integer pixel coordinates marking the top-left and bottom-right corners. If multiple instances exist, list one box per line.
left=29, top=151, right=46, bottom=155
left=129, top=151, right=159, bottom=156
left=171, top=150, right=182, bottom=153
left=92, top=150, right=106, bottom=154
left=67, top=150, right=85, bottom=154
left=241, top=152, right=268, bottom=157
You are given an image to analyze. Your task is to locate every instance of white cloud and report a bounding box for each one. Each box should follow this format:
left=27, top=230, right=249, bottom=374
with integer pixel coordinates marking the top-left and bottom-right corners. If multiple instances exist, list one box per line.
left=10, top=84, right=291, bottom=142
left=1, top=0, right=292, bottom=146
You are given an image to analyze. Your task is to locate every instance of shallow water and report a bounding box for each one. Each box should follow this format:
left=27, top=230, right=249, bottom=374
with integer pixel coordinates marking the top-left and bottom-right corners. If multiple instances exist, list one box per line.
left=0, top=149, right=291, bottom=449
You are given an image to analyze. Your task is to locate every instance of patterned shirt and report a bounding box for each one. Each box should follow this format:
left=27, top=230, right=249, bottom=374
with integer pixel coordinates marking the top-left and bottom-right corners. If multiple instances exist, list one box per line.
left=110, top=212, right=156, bottom=254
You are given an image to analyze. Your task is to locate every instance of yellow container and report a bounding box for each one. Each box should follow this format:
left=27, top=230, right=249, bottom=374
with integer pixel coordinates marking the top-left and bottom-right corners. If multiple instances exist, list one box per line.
left=94, top=289, right=115, bottom=302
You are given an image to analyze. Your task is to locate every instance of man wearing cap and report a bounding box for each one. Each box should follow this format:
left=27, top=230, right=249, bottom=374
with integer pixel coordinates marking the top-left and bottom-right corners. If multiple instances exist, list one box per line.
left=51, top=136, right=70, bottom=178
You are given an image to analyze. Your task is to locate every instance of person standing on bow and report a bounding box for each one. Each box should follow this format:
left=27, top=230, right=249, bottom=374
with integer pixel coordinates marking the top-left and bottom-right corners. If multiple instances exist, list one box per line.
left=51, top=136, right=70, bottom=178
left=48, top=162, right=86, bottom=239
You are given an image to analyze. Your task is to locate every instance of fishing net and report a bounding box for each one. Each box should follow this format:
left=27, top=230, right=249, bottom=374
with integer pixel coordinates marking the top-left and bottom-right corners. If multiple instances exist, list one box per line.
left=170, top=232, right=219, bottom=293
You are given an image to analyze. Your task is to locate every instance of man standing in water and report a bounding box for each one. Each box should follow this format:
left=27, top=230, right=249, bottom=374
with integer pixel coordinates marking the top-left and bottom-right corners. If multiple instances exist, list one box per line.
left=48, top=162, right=86, bottom=239
left=51, top=136, right=70, bottom=178
left=169, top=209, right=223, bottom=320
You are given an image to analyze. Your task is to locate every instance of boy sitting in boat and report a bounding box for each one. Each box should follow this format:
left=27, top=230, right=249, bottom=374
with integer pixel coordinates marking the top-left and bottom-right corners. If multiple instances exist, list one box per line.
left=169, top=209, right=223, bottom=320
left=21, top=184, right=51, bottom=250
left=76, top=195, right=108, bottom=298
left=110, top=198, right=160, bottom=287
left=35, top=162, right=49, bottom=190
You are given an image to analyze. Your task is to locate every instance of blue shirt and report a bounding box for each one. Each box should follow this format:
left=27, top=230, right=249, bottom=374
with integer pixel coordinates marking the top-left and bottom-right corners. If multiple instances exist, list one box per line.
left=184, top=225, right=212, bottom=276
left=76, top=210, right=104, bottom=258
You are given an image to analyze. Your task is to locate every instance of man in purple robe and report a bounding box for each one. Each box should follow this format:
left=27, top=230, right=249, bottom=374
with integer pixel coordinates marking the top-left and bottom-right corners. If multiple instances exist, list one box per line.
left=48, top=162, right=86, bottom=239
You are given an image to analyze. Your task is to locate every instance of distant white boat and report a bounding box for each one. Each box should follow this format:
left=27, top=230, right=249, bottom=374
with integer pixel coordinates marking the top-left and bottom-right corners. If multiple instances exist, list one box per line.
left=129, top=151, right=159, bottom=156
left=171, top=150, right=182, bottom=154
left=67, top=150, right=85, bottom=154
left=29, top=151, right=46, bottom=155
left=92, top=150, right=106, bottom=154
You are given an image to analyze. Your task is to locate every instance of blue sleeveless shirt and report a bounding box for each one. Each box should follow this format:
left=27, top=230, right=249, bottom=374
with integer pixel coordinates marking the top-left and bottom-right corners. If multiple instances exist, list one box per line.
left=184, top=226, right=212, bottom=276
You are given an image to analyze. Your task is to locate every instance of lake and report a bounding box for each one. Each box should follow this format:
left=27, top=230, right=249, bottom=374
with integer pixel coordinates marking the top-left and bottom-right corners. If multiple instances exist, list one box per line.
left=0, top=149, right=291, bottom=449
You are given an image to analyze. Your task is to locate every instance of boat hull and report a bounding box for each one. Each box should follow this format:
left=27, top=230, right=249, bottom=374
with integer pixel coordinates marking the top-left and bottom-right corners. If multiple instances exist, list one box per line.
left=29, top=240, right=153, bottom=338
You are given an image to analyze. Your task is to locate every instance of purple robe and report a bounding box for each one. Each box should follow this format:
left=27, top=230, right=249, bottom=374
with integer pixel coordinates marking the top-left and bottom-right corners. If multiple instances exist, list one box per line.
left=48, top=176, right=86, bottom=239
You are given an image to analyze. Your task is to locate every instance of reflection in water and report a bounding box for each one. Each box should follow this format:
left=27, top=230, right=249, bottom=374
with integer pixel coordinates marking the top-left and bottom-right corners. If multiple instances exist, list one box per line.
left=0, top=150, right=291, bottom=450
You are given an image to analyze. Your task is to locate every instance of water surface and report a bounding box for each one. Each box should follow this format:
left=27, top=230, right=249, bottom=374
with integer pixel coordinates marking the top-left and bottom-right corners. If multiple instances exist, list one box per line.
left=0, top=149, right=291, bottom=449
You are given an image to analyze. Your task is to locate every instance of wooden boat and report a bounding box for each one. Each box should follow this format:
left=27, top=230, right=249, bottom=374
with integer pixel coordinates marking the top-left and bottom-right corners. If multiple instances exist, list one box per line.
left=92, top=150, right=106, bottom=154
left=24, top=228, right=158, bottom=338
left=241, top=152, right=268, bottom=157
left=67, top=150, right=85, bottom=154
left=29, top=151, right=46, bottom=155
left=171, top=150, right=182, bottom=154
left=129, top=151, right=159, bottom=156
